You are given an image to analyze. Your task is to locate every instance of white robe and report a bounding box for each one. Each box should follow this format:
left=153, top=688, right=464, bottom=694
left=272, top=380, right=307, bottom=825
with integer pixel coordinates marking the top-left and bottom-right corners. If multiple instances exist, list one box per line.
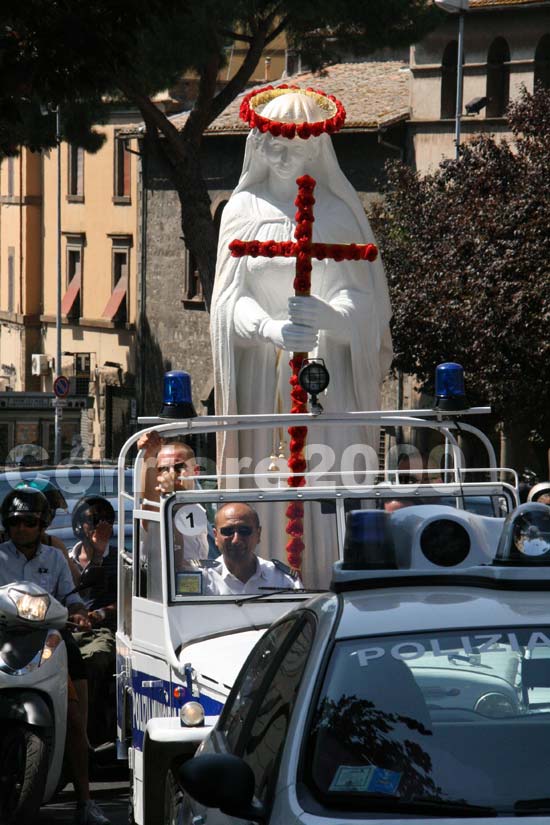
left=211, top=133, right=393, bottom=587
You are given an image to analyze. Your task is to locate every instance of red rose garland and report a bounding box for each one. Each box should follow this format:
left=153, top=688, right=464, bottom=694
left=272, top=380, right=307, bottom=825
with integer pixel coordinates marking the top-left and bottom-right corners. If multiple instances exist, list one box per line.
left=239, top=85, right=346, bottom=140
left=228, top=173, right=378, bottom=573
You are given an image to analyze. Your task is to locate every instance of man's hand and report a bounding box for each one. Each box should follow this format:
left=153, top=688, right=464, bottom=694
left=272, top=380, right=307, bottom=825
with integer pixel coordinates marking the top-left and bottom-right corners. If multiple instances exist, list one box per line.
left=156, top=470, right=178, bottom=495
left=137, top=430, right=163, bottom=460
left=70, top=611, right=92, bottom=631
left=88, top=608, right=108, bottom=626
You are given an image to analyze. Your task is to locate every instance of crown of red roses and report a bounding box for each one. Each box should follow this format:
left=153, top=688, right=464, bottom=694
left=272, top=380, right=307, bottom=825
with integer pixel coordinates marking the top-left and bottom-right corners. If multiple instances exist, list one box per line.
left=239, top=84, right=346, bottom=140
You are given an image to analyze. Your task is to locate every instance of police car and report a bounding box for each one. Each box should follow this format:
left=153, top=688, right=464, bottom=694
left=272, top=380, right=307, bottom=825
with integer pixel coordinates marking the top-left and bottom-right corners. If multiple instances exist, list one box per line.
left=115, top=364, right=525, bottom=824
left=174, top=500, right=550, bottom=824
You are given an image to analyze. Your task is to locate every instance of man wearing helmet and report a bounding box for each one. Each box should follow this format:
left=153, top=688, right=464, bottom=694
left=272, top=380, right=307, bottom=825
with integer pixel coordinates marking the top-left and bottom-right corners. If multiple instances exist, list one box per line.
left=0, top=487, right=110, bottom=824
left=69, top=495, right=117, bottom=627
left=0, top=478, right=81, bottom=584
left=69, top=495, right=117, bottom=750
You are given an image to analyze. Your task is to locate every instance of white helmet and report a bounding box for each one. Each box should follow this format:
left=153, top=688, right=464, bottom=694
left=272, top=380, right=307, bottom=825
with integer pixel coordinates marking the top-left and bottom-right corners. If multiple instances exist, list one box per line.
left=527, top=482, right=550, bottom=503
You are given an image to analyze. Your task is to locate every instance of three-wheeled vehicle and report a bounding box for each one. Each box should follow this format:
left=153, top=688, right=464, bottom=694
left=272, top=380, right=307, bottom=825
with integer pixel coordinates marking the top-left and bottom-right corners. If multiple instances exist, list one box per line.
left=115, top=368, right=519, bottom=824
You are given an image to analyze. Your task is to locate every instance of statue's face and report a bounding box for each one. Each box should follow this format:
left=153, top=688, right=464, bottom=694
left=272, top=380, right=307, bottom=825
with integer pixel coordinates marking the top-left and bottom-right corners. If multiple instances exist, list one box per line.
left=260, top=134, right=313, bottom=181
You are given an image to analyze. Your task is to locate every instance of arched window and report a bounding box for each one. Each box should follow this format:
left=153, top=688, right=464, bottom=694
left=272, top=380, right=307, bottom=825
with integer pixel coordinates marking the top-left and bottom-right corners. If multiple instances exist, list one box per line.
left=441, top=41, right=458, bottom=119
left=486, top=37, right=510, bottom=116
left=535, top=34, right=550, bottom=90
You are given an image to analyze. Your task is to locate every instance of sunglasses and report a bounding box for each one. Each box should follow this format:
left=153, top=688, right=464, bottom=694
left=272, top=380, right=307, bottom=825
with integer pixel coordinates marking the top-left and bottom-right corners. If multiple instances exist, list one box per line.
left=7, top=515, right=41, bottom=529
left=84, top=513, right=115, bottom=527
left=218, top=525, right=254, bottom=537
left=157, top=461, right=190, bottom=475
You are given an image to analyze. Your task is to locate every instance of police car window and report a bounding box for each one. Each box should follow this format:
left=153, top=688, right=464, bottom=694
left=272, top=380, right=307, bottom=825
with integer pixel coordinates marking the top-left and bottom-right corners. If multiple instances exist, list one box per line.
left=241, top=616, right=314, bottom=808
left=304, top=628, right=550, bottom=814
left=219, top=618, right=299, bottom=752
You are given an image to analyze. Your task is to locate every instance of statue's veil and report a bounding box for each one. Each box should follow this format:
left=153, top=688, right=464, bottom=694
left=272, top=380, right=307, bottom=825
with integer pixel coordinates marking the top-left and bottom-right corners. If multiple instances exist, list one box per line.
left=211, top=91, right=393, bottom=472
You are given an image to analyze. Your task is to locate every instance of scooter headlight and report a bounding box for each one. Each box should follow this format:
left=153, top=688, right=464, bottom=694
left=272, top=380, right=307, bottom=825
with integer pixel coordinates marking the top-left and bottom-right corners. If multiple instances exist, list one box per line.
left=8, top=589, right=50, bottom=622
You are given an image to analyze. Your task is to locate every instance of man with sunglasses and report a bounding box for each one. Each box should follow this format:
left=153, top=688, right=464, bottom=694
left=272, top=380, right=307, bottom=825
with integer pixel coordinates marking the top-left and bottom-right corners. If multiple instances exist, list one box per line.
left=138, top=431, right=210, bottom=567
left=0, top=487, right=110, bottom=825
left=69, top=495, right=118, bottom=753
left=204, top=503, right=302, bottom=595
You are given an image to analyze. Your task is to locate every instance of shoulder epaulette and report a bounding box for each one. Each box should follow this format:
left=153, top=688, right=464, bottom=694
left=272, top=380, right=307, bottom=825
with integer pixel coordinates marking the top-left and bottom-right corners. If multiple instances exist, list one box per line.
left=202, top=558, right=222, bottom=569
left=271, top=558, right=299, bottom=579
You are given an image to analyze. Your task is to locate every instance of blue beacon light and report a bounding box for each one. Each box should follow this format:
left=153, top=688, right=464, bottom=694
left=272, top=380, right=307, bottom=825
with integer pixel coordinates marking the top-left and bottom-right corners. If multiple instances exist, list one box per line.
left=433, top=362, right=469, bottom=411
left=159, top=370, right=197, bottom=418
left=343, top=510, right=397, bottom=570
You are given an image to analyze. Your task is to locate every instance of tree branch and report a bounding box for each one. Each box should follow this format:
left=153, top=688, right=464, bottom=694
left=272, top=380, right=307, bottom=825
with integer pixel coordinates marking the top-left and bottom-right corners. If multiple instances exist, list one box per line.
left=209, top=20, right=274, bottom=122
left=218, top=28, right=253, bottom=44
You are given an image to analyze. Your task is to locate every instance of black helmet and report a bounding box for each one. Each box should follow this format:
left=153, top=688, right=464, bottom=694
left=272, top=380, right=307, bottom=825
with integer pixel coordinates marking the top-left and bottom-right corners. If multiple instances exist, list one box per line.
left=72, top=495, right=115, bottom=539
left=1, top=487, right=51, bottom=530
left=15, top=478, right=67, bottom=527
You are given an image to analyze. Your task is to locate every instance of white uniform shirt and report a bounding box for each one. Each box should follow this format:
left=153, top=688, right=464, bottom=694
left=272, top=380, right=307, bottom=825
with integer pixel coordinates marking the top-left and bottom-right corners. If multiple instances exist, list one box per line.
left=0, top=540, right=83, bottom=608
left=204, top=555, right=302, bottom=595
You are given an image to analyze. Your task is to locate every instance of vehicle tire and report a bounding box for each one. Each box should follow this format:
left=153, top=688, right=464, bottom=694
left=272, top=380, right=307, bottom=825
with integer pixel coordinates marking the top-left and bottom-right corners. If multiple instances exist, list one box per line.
left=128, top=769, right=136, bottom=825
left=0, top=723, right=48, bottom=824
left=164, top=769, right=182, bottom=825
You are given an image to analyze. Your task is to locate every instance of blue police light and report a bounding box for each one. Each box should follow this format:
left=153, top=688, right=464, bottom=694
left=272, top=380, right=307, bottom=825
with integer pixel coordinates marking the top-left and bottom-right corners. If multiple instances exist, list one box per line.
left=433, top=362, right=469, bottom=411
left=159, top=371, right=197, bottom=419
left=494, top=503, right=550, bottom=566
left=343, top=510, right=397, bottom=570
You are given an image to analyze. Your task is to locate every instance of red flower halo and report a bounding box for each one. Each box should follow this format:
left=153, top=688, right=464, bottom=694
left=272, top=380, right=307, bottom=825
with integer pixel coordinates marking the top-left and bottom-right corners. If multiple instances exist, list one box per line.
left=239, top=85, right=346, bottom=140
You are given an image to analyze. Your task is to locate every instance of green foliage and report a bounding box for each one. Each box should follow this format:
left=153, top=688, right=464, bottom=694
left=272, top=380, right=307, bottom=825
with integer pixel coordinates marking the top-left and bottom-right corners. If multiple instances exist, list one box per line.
left=0, top=0, right=436, bottom=155
left=369, top=86, right=550, bottom=443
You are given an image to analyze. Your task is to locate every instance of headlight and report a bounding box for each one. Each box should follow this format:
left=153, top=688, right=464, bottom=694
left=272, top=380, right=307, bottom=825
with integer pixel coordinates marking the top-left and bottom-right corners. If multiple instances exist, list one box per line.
left=474, top=692, right=516, bottom=717
left=8, top=589, right=50, bottom=622
left=40, top=629, right=63, bottom=665
left=180, top=701, right=205, bottom=727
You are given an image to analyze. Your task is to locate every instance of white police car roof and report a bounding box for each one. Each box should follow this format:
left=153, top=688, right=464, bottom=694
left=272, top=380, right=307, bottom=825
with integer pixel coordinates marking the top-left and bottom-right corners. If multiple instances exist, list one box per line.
left=334, top=584, right=550, bottom=640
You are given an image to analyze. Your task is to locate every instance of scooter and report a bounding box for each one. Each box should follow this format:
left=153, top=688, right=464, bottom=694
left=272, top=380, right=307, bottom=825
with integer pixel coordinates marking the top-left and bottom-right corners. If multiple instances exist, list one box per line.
left=0, top=580, right=68, bottom=824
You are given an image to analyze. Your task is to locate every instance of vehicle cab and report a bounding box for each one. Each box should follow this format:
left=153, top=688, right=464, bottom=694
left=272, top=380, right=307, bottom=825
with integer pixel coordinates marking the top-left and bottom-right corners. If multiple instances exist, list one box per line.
left=115, top=369, right=521, bottom=824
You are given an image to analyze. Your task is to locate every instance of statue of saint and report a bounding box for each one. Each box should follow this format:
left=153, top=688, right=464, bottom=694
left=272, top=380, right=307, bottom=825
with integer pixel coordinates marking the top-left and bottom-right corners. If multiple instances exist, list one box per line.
left=211, top=88, right=393, bottom=586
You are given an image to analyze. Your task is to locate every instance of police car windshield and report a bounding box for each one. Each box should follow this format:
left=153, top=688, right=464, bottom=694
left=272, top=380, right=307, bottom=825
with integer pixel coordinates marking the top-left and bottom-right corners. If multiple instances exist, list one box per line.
left=306, top=627, right=550, bottom=814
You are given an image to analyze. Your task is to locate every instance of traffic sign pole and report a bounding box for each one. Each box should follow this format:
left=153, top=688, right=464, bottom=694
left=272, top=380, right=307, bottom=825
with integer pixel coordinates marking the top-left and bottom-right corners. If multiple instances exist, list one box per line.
left=53, top=372, right=70, bottom=463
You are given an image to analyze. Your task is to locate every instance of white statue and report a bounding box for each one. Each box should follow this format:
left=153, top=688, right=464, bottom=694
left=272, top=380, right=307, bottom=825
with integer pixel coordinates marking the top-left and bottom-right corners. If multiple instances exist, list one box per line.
left=211, top=89, right=393, bottom=586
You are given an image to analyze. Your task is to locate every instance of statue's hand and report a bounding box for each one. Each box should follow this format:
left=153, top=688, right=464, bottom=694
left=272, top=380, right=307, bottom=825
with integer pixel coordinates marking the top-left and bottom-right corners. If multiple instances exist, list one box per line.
left=288, top=295, right=347, bottom=332
left=259, top=319, right=318, bottom=352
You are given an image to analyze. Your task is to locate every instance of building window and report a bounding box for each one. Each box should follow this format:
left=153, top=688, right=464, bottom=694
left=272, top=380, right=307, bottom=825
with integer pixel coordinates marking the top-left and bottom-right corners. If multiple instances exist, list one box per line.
left=184, top=248, right=203, bottom=303
left=114, top=137, right=131, bottom=201
left=285, top=49, right=302, bottom=76
left=441, top=41, right=458, bottom=119
left=7, top=157, right=14, bottom=198
left=73, top=353, right=91, bottom=395
left=68, top=144, right=84, bottom=199
left=7, top=247, right=15, bottom=313
left=486, top=38, right=510, bottom=117
left=535, top=34, right=550, bottom=90
left=102, top=236, right=130, bottom=323
left=62, top=234, right=84, bottom=320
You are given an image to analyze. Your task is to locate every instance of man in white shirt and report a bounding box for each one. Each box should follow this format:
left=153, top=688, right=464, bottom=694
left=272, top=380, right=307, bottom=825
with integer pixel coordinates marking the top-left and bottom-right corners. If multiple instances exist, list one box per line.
left=205, top=502, right=302, bottom=595
left=0, top=487, right=109, bottom=825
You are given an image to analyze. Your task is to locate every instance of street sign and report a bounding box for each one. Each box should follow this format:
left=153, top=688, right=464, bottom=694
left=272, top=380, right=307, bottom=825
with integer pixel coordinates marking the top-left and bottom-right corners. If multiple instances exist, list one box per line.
left=53, top=375, right=70, bottom=398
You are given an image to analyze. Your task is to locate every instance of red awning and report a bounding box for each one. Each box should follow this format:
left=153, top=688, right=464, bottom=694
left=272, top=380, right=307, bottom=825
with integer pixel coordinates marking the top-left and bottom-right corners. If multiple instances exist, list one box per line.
left=61, top=272, right=81, bottom=316
left=102, top=275, right=127, bottom=320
